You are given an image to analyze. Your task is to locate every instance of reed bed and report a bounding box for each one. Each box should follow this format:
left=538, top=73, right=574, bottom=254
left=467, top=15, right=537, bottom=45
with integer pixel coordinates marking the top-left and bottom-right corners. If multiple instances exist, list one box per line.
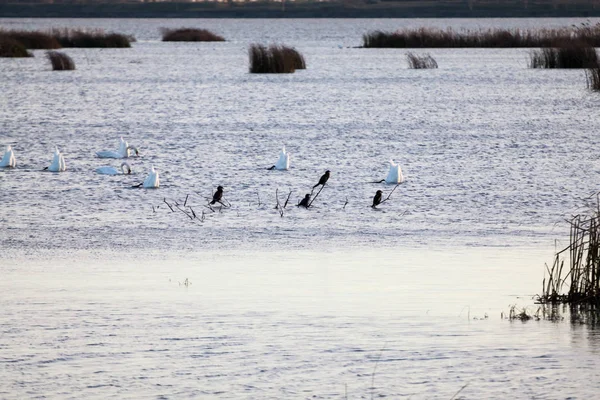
left=249, top=44, right=305, bottom=74
left=530, top=44, right=598, bottom=69
left=586, top=65, right=600, bottom=91
left=0, top=37, right=32, bottom=57
left=539, top=196, right=600, bottom=305
left=362, top=24, right=600, bottom=48
left=51, top=28, right=133, bottom=48
left=406, top=52, right=438, bottom=69
left=161, top=28, right=225, bottom=42
left=0, top=30, right=60, bottom=49
left=46, top=51, right=75, bottom=71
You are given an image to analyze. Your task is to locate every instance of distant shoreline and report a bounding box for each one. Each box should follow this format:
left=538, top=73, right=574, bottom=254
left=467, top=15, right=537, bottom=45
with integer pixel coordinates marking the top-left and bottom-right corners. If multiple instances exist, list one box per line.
left=2, top=1, right=600, bottom=19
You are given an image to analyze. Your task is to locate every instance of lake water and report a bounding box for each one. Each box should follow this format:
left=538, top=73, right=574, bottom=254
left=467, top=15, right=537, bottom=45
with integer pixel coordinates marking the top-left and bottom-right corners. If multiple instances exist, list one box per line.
left=2, top=18, right=600, bottom=399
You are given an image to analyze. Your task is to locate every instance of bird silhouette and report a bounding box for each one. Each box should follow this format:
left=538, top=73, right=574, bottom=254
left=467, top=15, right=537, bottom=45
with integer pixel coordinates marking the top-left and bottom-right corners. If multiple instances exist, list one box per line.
left=211, top=186, right=224, bottom=205
left=313, top=170, right=330, bottom=189
left=298, top=193, right=311, bottom=208
left=372, top=190, right=383, bottom=208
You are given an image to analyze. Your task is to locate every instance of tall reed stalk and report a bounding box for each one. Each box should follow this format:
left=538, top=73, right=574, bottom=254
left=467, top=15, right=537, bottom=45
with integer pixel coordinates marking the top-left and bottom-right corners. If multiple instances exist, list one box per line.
left=540, top=195, right=600, bottom=305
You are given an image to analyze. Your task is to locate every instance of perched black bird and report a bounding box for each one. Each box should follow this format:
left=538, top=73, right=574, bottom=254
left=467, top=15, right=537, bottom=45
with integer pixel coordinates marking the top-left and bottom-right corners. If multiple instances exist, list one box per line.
left=210, top=186, right=224, bottom=205
left=298, top=194, right=311, bottom=208
left=313, top=170, right=330, bottom=189
left=372, top=190, right=383, bottom=208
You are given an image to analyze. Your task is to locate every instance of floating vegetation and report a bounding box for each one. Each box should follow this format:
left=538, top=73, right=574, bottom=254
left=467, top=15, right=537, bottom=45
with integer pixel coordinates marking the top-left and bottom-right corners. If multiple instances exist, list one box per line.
left=0, top=30, right=60, bottom=49
left=249, top=44, right=305, bottom=74
left=161, top=28, right=225, bottom=42
left=529, top=44, right=598, bottom=69
left=46, top=51, right=75, bottom=71
left=586, top=64, right=600, bottom=91
left=362, top=24, right=600, bottom=48
left=538, top=195, right=600, bottom=305
left=51, top=28, right=134, bottom=48
left=406, top=52, right=438, bottom=69
left=0, top=37, right=32, bottom=57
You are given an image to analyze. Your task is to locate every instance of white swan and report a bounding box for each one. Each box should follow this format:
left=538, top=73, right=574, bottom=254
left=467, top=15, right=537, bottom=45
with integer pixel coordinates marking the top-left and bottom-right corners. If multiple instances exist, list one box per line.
left=143, top=166, right=159, bottom=188
left=96, top=137, right=139, bottom=159
left=0, top=145, right=16, bottom=168
left=385, top=159, right=403, bottom=184
left=274, top=146, right=290, bottom=170
left=48, top=147, right=66, bottom=172
left=96, top=162, right=132, bottom=176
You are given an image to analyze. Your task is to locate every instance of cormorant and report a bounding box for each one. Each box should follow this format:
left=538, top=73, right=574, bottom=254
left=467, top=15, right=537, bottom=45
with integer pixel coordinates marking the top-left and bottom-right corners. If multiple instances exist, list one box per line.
left=313, top=170, right=330, bottom=189
left=210, top=186, right=224, bottom=205
left=372, top=190, right=383, bottom=208
left=298, top=193, right=311, bottom=208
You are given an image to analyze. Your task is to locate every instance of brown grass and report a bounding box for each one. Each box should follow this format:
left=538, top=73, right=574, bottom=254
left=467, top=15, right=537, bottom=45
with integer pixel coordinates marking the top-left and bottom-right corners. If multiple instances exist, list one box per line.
left=0, top=37, right=32, bottom=57
left=406, top=52, right=438, bottom=69
left=46, top=51, right=75, bottom=71
left=530, top=43, right=598, bottom=69
left=587, top=65, right=600, bottom=91
left=249, top=44, right=305, bottom=74
left=0, top=29, right=60, bottom=49
left=161, top=28, right=225, bottom=42
left=51, top=28, right=133, bottom=48
left=363, top=24, right=600, bottom=48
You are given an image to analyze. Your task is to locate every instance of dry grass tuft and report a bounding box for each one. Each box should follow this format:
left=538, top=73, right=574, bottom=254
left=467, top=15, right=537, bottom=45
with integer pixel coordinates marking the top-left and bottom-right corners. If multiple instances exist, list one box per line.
left=46, top=51, right=75, bottom=70
left=51, top=28, right=133, bottom=48
left=0, top=29, right=60, bottom=49
left=0, top=37, right=33, bottom=57
left=161, top=28, right=225, bottom=42
left=249, top=44, right=305, bottom=74
left=406, top=52, right=438, bottom=69
left=530, top=43, right=598, bottom=69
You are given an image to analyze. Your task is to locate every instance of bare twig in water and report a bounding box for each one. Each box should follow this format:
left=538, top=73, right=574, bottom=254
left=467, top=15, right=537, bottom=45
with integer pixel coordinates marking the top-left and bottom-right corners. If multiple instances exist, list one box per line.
left=379, top=183, right=401, bottom=205
left=190, top=207, right=197, bottom=219
left=370, top=343, right=387, bottom=400
left=275, top=188, right=284, bottom=217
left=449, top=383, right=469, bottom=400
left=163, top=198, right=175, bottom=212
left=283, top=190, right=292, bottom=209
left=307, top=183, right=326, bottom=208
left=343, top=197, right=349, bottom=210
left=184, top=194, right=189, bottom=207
left=152, top=205, right=156, bottom=213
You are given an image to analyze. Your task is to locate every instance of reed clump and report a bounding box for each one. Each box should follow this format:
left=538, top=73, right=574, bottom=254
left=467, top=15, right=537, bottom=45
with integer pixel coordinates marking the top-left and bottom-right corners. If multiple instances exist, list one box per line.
left=0, top=29, right=60, bottom=49
left=161, top=28, right=225, bottom=42
left=249, top=44, right=305, bottom=74
left=362, top=24, right=600, bottom=48
left=51, top=28, right=133, bottom=48
left=406, top=52, right=438, bottom=69
left=586, top=64, right=600, bottom=91
left=46, top=51, right=75, bottom=71
left=538, top=195, right=600, bottom=305
left=530, top=43, right=598, bottom=69
left=0, top=37, right=32, bottom=57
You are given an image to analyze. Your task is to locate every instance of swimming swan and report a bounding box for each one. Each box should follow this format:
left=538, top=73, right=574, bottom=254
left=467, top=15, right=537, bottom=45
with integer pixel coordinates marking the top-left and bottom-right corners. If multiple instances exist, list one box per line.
left=0, top=145, right=16, bottom=168
left=385, top=159, right=403, bottom=184
left=96, top=162, right=132, bottom=176
left=47, top=147, right=66, bottom=172
left=143, top=166, right=159, bottom=188
left=96, top=137, right=139, bottom=159
left=269, top=146, right=289, bottom=170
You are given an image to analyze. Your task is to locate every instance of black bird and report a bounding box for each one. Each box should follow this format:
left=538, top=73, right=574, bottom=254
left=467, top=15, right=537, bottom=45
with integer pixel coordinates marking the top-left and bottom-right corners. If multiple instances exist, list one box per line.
left=298, top=194, right=311, bottom=208
left=313, top=170, right=330, bottom=189
left=210, top=186, right=224, bottom=205
left=372, top=190, right=383, bottom=208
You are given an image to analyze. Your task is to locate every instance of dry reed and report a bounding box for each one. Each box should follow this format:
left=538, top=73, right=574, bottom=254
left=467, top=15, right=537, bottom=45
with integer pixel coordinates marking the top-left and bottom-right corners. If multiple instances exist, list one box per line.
left=0, top=29, right=60, bottom=49
left=249, top=44, right=305, bottom=73
left=586, top=65, right=600, bottom=91
left=0, top=37, right=32, bottom=57
left=530, top=44, right=598, bottom=69
left=538, top=194, right=600, bottom=305
left=406, top=52, right=438, bottom=69
left=161, top=28, right=225, bottom=42
left=363, top=24, right=600, bottom=48
left=51, top=28, right=133, bottom=48
left=46, top=51, right=75, bottom=71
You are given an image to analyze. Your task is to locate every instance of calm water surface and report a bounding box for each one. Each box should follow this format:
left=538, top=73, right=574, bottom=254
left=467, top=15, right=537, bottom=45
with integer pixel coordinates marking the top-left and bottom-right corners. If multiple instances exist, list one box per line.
left=1, top=18, right=600, bottom=399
